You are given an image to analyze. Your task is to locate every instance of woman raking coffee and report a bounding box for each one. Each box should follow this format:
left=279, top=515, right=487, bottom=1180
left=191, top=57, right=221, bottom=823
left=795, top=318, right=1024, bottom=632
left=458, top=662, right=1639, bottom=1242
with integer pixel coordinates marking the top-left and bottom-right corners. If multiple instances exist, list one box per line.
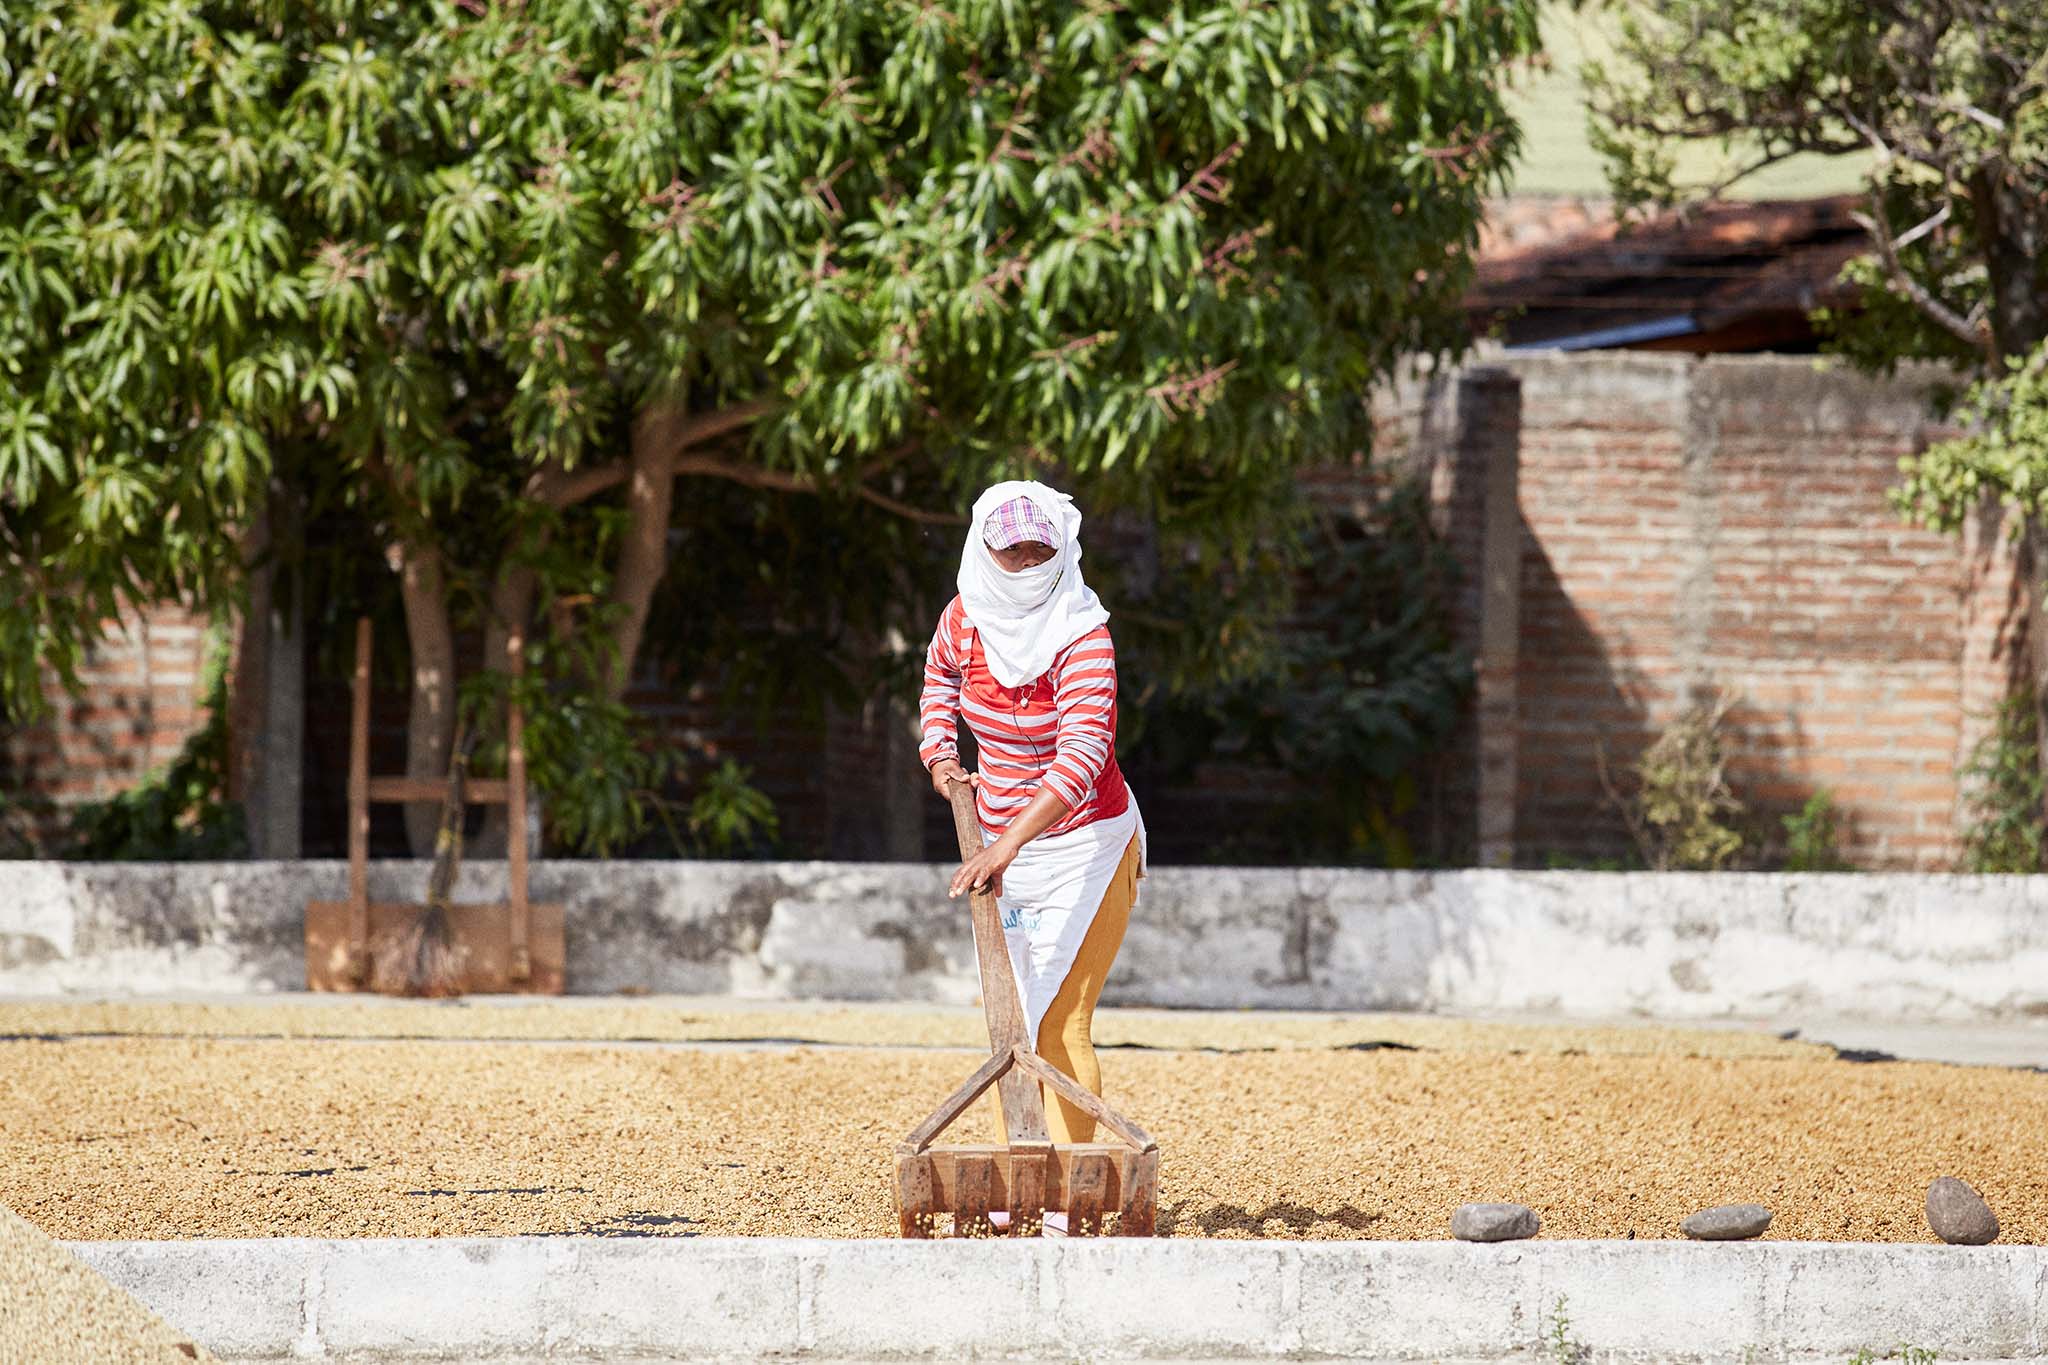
left=919, top=480, right=1146, bottom=1162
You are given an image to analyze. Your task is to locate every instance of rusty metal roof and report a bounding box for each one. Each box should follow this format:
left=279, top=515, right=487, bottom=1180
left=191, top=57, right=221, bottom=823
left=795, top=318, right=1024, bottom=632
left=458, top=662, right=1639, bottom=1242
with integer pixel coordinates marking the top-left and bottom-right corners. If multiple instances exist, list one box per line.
left=1466, top=195, right=1866, bottom=353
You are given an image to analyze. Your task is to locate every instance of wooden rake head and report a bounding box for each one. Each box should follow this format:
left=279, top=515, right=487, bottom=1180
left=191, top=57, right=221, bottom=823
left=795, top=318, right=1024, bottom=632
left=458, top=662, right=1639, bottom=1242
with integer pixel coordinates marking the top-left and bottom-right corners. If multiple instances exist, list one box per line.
left=894, top=1043, right=1159, bottom=1238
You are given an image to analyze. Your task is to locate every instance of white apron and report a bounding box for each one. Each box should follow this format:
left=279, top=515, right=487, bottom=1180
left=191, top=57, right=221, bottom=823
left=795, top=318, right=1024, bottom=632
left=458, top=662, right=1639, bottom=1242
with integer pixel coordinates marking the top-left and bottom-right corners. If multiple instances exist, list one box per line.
left=981, top=800, right=1146, bottom=1047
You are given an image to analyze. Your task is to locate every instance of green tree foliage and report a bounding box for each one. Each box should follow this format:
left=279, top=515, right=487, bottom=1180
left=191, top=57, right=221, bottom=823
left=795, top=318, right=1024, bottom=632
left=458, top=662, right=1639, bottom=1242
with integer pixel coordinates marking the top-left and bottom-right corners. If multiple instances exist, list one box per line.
left=3, top=0, right=1542, bottom=850
left=685, top=759, right=780, bottom=857
left=1126, top=481, right=1470, bottom=865
left=1584, top=3, right=2048, bottom=532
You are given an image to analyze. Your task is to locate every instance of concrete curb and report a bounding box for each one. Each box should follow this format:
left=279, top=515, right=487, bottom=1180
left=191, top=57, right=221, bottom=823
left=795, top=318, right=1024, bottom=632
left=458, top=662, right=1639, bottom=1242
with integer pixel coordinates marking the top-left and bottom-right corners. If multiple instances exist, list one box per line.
left=66, top=1236, right=2048, bottom=1362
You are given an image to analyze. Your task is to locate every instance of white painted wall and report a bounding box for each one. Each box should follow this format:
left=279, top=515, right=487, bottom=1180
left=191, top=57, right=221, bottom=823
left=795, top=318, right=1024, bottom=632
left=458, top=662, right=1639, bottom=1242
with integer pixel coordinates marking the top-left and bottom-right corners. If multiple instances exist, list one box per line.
left=4, top=861, right=2047, bottom=1019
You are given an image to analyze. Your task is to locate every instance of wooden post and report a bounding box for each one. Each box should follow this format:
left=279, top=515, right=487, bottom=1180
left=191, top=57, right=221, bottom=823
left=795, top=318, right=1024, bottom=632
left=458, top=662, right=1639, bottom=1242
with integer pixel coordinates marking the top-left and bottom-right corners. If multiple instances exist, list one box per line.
left=895, top=1152, right=935, bottom=1239
left=1007, top=1141, right=1050, bottom=1232
left=345, top=618, right=372, bottom=983
left=1118, top=1150, right=1160, bottom=1236
left=506, top=628, right=531, bottom=984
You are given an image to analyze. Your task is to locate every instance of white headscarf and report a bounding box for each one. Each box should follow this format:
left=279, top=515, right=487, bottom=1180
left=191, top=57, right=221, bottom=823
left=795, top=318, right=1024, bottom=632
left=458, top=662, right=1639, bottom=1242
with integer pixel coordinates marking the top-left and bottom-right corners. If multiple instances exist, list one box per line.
left=957, top=480, right=1109, bottom=688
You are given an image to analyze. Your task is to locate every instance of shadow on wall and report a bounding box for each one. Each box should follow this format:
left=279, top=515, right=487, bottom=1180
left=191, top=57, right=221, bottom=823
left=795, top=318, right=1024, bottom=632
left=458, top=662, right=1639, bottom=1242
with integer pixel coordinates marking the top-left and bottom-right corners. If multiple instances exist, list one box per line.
left=1722, top=701, right=1825, bottom=869
left=5, top=650, right=173, bottom=855
left=1513, top=537, right=1652, bottom=869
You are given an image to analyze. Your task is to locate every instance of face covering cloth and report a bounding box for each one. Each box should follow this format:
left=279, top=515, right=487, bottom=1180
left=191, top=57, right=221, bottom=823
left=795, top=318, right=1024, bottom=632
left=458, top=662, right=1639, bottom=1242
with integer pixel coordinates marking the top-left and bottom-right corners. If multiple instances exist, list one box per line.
left=956, top=480, right=1110, bottom=689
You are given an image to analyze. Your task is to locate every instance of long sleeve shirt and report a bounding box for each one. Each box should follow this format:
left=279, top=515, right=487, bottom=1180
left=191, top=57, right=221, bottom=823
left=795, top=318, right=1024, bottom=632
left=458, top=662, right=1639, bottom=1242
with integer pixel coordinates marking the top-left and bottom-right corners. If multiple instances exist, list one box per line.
left=917, top=595, right=1130, bottom=839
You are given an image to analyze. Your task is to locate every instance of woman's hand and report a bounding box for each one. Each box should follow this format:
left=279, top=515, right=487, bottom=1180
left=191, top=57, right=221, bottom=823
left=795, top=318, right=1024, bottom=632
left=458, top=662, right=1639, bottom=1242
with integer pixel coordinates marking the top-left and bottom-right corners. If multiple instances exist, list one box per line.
left=929, top=758, right=978, bottom=798
left=949, top=839, right=1015, bottom=900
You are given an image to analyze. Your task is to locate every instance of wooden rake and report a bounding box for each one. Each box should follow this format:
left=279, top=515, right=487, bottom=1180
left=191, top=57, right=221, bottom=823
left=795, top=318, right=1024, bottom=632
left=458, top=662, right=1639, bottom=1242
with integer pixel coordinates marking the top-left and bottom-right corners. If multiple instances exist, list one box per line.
left=893, top=780, right=1159, bottom=1238
left=304, top=617, right=565, bottom=995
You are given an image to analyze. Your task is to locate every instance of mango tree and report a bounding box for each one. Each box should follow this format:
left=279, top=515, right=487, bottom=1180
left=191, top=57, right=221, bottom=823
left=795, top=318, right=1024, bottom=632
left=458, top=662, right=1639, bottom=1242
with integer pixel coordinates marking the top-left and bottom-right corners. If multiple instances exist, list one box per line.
left=2, top=0, right=1541, bottom=850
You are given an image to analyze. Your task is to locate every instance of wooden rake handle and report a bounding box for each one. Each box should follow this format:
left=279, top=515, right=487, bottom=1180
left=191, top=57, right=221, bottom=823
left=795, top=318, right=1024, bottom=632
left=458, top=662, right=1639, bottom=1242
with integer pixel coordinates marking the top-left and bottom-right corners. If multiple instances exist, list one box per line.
left=505, top=629, right=531, bottom=983
left=947, top=780, right=1029, bottom=1052
left=946, top=779, right=1047, bottom=1143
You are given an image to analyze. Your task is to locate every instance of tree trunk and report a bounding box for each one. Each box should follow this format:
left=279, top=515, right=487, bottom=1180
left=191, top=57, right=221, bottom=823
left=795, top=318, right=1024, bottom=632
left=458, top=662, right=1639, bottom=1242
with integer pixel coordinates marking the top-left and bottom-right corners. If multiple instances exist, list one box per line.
left=227, top=501, right=273, bottom=823
left=397, top=538, right=457, bottom=855
left=482, top=564, right=537, bottom=698
left=257, top=485, right=305, bottom=857
left=1966, top=172, right=2048, bottom=826
left=230, top=483, right=305, bottom=857
left=1969, top=168, right=2048, bottom=365
left=603, top=399, right=686, bottom=702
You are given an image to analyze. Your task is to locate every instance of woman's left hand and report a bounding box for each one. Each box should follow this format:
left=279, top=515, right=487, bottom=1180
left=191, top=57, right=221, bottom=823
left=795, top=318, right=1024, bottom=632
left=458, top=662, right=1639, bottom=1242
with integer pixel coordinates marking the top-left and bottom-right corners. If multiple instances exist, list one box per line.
left=949, top=841, right=1015, bottom=900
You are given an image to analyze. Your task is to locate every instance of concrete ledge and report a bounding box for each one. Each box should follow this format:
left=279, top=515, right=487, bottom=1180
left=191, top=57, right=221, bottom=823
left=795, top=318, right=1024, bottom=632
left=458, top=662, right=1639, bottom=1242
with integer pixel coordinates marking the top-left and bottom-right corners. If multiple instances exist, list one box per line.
left=67, top=1236, right=2048, bottom=1362
left=9, top=861, right=2048, bottom=1019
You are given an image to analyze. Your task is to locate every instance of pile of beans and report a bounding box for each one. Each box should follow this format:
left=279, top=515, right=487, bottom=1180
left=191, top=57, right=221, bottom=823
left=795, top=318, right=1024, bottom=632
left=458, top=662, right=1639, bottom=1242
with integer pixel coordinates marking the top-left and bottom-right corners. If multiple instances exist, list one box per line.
left=3, top=1003, right=2040, bottom=1244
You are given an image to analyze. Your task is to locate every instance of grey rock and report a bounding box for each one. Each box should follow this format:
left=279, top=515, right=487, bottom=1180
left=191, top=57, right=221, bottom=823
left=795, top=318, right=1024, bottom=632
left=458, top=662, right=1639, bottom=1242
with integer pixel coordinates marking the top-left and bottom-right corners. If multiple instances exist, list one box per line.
left=1925, top=1177, right=1999, bottom=1245
left=1681, top=1203, right=1771, bottom=1241
left=1450, top=1202, right=1540, bottom=1243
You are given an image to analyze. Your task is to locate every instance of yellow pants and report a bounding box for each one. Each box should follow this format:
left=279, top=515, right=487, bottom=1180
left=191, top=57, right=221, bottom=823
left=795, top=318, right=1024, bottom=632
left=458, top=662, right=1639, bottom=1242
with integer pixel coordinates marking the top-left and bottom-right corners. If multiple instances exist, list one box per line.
left=989, top=832, right=1142, bottom=1144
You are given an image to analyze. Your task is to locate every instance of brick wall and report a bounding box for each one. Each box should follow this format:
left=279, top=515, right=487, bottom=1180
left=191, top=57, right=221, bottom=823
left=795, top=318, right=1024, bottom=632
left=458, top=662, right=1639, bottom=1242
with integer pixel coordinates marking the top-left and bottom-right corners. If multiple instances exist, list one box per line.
left=1501, top=352, right=1990, bottom=870
left=2, top=604, right=216, bottom=849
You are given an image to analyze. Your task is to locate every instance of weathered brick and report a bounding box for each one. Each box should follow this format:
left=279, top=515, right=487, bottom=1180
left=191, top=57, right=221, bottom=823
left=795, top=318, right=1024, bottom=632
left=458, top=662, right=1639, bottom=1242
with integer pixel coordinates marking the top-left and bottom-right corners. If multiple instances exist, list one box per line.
left=1503, top=352, right=1980, bottom=870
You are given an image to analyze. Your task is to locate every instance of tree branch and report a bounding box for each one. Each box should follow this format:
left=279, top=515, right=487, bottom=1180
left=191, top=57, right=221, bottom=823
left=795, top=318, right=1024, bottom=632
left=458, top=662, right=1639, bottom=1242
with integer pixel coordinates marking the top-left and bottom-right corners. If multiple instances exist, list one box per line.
left=670, top=450, right=966, bottom=525
left=1850, top=195, right=1993, bottom=356
left=1684, top=144, right=1809, bottom=207
left=531, top=399, right=962, bottom=525
left=1609, top=75, right=1864, bottom=157
left=525, top=455, right=614, bottom=510
left=1891, top=203, right=1951, bottom=253
left=854, top=484, right=966, bottom=526
left=1832, top=102, right=1954, bottom=178
left=1908, top=89, right=2008, bottom=136
left=531, top=400, right=776, bottom=508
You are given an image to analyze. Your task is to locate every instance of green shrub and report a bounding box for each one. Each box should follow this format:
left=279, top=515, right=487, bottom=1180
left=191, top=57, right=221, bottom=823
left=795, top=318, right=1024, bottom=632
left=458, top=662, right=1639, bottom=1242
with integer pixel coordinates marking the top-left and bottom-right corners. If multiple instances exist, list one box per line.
left=1121, top=480, right=1471, bottom=866
left=1959, top=687, right=2046, bottom=874
left=1606, top=695, right=1745, bottom=871
left=1782, top=789, right=1852, bottom=872
left=62, top=629, right=247, bottom=861
left=686, top=760, right=780, bottom=858
left=0, top=787, right=56, bottom=858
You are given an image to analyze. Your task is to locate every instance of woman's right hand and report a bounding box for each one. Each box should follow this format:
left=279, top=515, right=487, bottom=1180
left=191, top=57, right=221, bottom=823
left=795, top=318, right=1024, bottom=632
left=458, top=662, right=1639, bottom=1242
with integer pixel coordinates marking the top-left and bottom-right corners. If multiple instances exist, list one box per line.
left=929, top=759, right=977, bottom=798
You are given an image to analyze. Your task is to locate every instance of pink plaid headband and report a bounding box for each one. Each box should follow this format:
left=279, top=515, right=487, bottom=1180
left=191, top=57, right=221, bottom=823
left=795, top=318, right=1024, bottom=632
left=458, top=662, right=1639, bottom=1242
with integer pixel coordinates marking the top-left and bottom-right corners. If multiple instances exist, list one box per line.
left=982, top=496, right=1060, bottom=550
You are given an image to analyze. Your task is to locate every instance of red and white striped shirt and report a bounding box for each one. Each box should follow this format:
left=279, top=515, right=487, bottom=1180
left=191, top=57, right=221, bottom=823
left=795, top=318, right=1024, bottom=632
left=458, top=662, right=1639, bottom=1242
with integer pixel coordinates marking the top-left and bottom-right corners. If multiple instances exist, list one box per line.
left=918, top=595, right=1130, bottom=839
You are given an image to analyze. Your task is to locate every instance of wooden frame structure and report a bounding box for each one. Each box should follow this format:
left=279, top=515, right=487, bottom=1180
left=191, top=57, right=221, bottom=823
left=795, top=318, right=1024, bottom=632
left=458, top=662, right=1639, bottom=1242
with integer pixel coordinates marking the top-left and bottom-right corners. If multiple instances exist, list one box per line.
left=893, top=782, right=1159, bottom=1237
left=304, top=617, right=565, bottom=994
